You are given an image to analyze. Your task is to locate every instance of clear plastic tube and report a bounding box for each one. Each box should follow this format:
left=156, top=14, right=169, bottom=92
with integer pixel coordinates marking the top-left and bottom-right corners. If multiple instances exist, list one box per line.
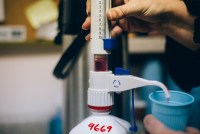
left=94, top=54, right=108, bottom=71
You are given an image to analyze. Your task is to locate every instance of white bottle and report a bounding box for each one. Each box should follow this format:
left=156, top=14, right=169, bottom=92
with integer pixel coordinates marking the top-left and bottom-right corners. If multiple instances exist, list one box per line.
left=69, top=109, right=131, bottom=134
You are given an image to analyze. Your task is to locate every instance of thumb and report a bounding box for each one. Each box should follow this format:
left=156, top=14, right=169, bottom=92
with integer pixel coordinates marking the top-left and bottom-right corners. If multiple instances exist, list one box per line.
left=143, top=115, right=178, bottom=134
left=107, top=0, right=144, bottom=21
left=107, top=4, right=130, bottom=21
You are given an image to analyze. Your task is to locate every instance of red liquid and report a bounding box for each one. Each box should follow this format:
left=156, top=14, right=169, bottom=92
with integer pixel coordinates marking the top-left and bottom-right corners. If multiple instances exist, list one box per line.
left=94, top=55, right=108, bottom=71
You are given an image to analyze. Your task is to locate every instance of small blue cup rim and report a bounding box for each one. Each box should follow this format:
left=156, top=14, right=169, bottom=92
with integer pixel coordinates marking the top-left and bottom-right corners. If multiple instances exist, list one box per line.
left=149, top=90, right=194, bottom=107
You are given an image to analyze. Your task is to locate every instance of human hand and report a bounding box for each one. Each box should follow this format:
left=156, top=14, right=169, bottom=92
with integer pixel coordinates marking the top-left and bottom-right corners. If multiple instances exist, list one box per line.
left=143, top=114, right=200, bottom=134
left=82, top=0, right=190, bottom=38
left=107, top=0, right=196, bottom=36
left=82, top=0, right=199, bottom=50
left=82, top=0, right=126, bottom=40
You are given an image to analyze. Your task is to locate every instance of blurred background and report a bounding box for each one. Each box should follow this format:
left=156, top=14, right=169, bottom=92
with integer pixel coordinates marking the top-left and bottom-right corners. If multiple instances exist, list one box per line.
left=0, top=0, right=63, bottom=133
left=0, top=0, right=199, bottom=134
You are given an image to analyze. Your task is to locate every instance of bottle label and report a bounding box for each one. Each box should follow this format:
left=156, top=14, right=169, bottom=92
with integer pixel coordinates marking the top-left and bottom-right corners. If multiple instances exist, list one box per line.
left=88, top=123, right=112, bottom=133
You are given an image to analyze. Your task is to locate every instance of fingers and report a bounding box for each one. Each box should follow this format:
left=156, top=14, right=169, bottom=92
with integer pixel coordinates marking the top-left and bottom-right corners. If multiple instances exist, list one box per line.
left=85, top=33, right=91, bottom=41
left=107, top=5, right=128, bottom=21
left=111, top=25, right=123, bottom=37
left=86, top=0, right=91, bottom=16
left=107, top=0, right=138, bottom=21
left=84, top=0, right=129, bottom=40
left=82, top=16, right=91, bottom=41
left=144, top=115, right=200, bottom=134
left=185, top=127, right=200, bottom=134
left=143, top=115, right=179, bottom=134
left=82, top=16, right=91, bottom=30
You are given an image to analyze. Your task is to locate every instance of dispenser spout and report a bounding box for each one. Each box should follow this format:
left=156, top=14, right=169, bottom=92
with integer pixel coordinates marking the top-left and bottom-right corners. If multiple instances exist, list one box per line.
left=108, top=75, right=170, bottom=99
left=89, top=69, right=170, bottom=100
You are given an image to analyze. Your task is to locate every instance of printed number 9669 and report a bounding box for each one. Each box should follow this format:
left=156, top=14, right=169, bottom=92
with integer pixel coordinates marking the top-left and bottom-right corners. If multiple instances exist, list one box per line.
left=88, top=123, right=112, bottom=133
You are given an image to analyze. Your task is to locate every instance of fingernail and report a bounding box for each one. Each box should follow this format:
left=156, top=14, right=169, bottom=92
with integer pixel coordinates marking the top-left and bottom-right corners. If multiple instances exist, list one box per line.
left=144, top=118, right=149, bottom=126
left=143, top=117, right=151, bottom=133
left=144, top=116, right=151, bottom=126
left=82, top=23, right=87, bottom=30
left=85, top=35, right=90, bottom=41
left=82, top=24, right=85, bottom=30
left=85, top=36, right=88, bottom=41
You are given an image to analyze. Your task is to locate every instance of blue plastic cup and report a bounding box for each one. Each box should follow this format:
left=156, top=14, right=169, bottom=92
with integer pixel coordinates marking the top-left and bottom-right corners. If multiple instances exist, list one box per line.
left=149, top=90, right=194, bottom=131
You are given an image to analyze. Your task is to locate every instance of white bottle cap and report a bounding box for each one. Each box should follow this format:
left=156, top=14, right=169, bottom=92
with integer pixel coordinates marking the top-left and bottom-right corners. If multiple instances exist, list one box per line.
left=87, top=71, right=114, bottom=110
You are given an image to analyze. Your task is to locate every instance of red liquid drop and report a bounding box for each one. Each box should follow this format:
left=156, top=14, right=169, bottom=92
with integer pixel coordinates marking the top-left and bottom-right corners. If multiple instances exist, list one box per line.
left=94, top=56, right=108, bottom=71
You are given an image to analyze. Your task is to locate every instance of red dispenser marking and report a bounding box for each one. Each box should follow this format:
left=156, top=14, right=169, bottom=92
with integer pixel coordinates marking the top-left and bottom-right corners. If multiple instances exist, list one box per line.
left=94, top=55, right=108, bottom=71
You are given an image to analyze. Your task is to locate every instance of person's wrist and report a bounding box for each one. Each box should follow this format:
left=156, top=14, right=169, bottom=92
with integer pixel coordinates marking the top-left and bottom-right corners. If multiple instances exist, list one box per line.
left=160, top=19, right=200, bottom=51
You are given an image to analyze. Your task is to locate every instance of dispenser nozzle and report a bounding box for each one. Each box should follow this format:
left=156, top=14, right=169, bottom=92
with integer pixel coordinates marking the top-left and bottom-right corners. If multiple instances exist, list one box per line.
left=108, top=75, right=170, bottom=99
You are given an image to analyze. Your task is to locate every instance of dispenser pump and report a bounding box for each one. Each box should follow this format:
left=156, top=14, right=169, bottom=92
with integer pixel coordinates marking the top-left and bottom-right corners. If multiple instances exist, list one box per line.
left=69, top=68, right=170, bottom=134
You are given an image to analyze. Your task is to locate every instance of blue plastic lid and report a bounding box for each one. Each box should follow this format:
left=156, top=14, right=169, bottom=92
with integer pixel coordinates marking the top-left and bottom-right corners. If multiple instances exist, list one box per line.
left=103, top=38, right=117, bottom=51
left=115, top=67, right=130, bottom=75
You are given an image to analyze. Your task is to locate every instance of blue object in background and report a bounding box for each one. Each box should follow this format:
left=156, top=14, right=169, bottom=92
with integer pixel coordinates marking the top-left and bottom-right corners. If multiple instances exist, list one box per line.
left=49, top=109, right=62, bottom=134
